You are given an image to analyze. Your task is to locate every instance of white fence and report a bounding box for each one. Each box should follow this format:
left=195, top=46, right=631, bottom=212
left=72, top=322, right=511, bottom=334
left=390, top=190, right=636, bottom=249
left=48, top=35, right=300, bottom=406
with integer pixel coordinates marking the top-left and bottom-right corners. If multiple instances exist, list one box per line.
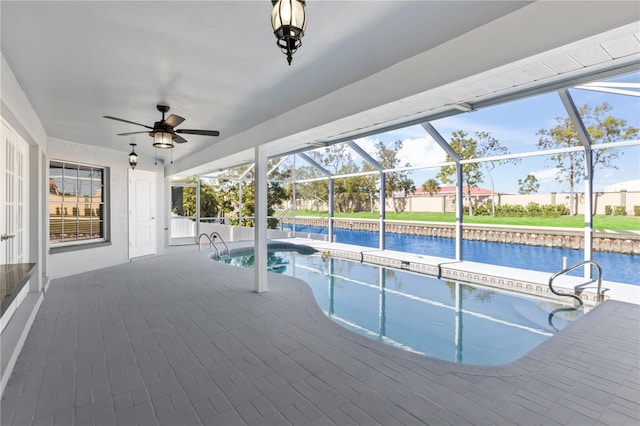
left=197, top=223, right=329, bottom=242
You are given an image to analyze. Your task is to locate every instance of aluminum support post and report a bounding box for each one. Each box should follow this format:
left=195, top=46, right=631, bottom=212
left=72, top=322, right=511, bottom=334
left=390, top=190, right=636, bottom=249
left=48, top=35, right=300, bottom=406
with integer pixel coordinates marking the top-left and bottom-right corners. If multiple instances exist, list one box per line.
left=455, top=164, right=463, bottom=261
left=328, top=178, right=335, bottom=242
left=379, top=172, right=386, bottom=250
left=559, top=89, right=594, bottom=278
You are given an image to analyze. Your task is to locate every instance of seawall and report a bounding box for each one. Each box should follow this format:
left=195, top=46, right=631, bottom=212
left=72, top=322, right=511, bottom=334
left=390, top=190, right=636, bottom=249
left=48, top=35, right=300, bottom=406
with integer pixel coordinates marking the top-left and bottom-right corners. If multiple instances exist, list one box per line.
left=281, top=217, right=640, bottom=255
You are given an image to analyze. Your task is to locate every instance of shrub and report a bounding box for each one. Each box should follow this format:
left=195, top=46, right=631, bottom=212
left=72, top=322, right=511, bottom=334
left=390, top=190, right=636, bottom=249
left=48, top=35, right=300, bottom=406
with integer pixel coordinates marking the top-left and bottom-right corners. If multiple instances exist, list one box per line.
left=473, top=204, right=491, bottom=216
left=526, top=202, right=543, bottom=217
left=470, top=203, right=569, bottom=217
left=605, top=205, right=612, bottom=215
left=634, top=205, right=640, bottom=216
left=556, top=204, right=569, bottom=216
left=542, top=204, right=569, bottom=217
left=614, top=206, right=627, bottom=216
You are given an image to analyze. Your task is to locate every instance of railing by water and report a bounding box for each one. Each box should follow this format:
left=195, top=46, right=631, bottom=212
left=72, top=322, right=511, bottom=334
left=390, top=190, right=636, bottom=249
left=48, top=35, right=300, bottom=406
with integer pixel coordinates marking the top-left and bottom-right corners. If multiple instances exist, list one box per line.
left=210, top=232, right=230, bottom=259
left=548, top=260, right=604, bottom=306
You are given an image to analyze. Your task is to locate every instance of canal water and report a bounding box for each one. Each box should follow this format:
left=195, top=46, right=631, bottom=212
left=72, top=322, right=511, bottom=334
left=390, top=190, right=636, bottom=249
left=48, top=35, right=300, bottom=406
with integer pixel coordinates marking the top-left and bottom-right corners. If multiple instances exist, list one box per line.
left=288, top=225, right=639, bottom=285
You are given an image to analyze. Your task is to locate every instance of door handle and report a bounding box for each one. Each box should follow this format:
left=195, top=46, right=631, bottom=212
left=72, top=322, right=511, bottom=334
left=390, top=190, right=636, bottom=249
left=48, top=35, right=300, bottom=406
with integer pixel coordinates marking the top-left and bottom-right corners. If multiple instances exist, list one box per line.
left=0, top=234, right=15, bottom=241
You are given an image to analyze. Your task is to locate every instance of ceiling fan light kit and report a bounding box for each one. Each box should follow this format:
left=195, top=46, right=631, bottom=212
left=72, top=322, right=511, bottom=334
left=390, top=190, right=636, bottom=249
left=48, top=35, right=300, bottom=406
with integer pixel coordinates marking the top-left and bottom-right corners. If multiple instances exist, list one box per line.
left=153, top=132, right=174, bottom=149
left=271, top=0, right=306, bottom=65
left=104, top=103, right=220, bottom=163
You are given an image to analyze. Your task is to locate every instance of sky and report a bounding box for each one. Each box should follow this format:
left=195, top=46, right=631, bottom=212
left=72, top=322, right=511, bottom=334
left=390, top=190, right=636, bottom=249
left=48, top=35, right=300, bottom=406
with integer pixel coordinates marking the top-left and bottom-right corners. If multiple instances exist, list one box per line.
left=349, top=70, right=640, bottom=194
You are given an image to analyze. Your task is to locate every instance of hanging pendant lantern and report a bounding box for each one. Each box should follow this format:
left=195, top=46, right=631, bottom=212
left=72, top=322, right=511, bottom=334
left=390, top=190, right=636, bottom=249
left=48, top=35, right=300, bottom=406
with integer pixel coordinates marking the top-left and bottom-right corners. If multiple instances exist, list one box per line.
left=128, top=143, right=138, bottom=170
left=271, top=0, right=306, bottom=65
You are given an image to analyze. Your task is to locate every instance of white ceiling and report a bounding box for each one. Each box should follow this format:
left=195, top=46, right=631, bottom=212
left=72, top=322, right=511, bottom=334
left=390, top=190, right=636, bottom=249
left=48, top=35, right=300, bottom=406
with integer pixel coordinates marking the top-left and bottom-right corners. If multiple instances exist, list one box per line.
left=1, top=1, right=639, bottom=177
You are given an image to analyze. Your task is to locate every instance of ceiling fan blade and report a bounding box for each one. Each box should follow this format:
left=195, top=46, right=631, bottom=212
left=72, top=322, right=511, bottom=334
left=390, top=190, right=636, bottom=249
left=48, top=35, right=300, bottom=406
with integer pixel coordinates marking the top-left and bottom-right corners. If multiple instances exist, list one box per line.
left=165, top=114, right=185, bottom=128
left=175, top=129, right=220, bottom=137
left=103, top=115, right=153, bottom=129
left=174, top=134, right=188, bottom=144
left=117, top=131, right=150, bottom=136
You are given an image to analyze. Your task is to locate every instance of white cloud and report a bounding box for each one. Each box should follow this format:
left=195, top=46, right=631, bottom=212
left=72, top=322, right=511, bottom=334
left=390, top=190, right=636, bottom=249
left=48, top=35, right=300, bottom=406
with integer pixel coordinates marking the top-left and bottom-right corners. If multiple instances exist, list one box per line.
left=352, top=136, right=446, bottom=168
left=352, top=137, right=378, bottom=157
left=531, top=168, right=559, bottom=183
left=397, top=137, right=446, bottom=167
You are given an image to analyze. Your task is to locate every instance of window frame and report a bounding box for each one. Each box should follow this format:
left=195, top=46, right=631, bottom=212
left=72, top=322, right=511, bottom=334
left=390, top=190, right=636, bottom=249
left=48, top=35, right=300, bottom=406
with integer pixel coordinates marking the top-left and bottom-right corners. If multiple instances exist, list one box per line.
left=49, top=160, right=109, bottom=248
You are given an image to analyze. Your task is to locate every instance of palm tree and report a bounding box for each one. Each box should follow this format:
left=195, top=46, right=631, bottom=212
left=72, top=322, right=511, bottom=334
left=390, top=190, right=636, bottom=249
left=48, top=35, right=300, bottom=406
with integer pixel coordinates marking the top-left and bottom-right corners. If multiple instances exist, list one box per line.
left=421, top=179, right=441, bottom=196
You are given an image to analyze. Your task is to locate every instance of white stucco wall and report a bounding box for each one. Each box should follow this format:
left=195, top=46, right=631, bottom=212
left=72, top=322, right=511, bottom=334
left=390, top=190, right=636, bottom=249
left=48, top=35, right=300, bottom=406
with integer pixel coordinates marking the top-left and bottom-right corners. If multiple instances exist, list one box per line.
left=47, top=138, right=165, bottom=278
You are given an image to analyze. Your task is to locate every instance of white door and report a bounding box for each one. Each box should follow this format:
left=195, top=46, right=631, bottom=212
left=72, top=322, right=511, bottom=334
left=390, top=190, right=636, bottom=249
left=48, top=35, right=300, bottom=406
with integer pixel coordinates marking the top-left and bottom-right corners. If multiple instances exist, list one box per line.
left=1, top=121, right=28, bottom=264
left=128, top=169, right=157, bottom=259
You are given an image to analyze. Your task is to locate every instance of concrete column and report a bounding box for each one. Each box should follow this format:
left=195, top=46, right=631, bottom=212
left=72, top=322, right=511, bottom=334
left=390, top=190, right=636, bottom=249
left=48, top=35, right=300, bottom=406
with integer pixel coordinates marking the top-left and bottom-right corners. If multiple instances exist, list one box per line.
left=254, top=145, right=268, bottom=293
left=238, top=179, right=243, bottom=226
left=29, top=145, right=43, bottom=292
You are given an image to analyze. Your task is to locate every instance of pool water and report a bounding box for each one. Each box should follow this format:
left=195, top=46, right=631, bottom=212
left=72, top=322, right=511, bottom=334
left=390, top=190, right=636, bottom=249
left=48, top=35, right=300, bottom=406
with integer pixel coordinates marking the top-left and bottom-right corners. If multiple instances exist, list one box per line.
left=287, top=225, right=639, bottom=285
left=221, top=250, right=583, bottom=365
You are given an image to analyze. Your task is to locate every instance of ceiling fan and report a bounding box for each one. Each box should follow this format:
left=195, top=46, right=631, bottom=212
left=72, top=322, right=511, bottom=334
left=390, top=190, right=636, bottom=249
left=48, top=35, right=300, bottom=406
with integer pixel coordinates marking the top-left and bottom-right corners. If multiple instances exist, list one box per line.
left=103, top=103, right=220, bottom=148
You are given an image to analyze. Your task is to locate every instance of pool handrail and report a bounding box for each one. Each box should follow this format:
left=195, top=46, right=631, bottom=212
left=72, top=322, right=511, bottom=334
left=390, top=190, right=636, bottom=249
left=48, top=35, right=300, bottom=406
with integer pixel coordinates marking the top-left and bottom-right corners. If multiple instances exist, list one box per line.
left=276, top=208, right=292, bottom=230
left=548, top=260, right=603, bottom=306
left=198, top=233, right=221, bottom=259
left=547, top=306, right=582, bottom=331
left=209, top=232, right=230, bottom=258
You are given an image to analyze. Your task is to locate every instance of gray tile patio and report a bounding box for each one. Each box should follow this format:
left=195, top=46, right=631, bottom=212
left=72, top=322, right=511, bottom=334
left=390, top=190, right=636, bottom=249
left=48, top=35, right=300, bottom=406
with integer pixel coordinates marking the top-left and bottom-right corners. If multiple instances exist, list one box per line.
left=1, top=245, right=638, bottom=425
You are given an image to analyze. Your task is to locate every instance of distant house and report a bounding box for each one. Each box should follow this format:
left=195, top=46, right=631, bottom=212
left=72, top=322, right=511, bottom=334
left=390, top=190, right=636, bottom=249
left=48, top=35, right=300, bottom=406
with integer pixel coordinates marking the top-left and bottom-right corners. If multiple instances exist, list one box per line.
left=413, top=186, right=494, bottom=197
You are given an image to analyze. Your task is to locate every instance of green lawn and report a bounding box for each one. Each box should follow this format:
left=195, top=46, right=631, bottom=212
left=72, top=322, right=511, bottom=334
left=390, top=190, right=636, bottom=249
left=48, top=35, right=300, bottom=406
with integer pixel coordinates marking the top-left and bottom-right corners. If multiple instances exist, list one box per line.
left=275, top=209, right=640, bottom=231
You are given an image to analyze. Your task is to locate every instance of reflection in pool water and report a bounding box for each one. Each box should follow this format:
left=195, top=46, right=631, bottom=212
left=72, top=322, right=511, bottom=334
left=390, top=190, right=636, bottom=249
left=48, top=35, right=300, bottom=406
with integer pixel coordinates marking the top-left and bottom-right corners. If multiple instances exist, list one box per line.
left=221, top=250, right=583, bottom=365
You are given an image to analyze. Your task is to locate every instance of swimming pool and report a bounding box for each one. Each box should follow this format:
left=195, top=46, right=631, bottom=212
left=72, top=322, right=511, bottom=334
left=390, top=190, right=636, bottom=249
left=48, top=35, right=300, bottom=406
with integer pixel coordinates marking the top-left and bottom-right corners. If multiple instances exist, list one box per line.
left=287, top=225, right=639, bottom=285
left=220, top=249, right=583, bottom=365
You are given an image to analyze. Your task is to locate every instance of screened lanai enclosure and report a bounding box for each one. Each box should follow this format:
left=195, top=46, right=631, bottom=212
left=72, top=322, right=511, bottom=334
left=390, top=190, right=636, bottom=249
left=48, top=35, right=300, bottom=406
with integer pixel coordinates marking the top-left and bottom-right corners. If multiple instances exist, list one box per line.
left=170, top=69, right=639, bottom=284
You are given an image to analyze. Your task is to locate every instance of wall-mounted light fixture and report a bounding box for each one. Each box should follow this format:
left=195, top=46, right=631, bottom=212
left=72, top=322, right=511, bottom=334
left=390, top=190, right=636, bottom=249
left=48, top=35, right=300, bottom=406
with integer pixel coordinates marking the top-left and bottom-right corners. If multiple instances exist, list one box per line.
left=152, top=131, right=175, bottom=149
left=128, top=143, right=138, bottom=169
left=271, top=0, right=306, bottom=65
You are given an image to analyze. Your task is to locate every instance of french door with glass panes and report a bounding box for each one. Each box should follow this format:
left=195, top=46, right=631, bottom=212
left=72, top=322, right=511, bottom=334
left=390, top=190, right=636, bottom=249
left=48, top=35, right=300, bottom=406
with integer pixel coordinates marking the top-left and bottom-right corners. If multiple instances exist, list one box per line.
left=1, top=120, right=28, bottom=264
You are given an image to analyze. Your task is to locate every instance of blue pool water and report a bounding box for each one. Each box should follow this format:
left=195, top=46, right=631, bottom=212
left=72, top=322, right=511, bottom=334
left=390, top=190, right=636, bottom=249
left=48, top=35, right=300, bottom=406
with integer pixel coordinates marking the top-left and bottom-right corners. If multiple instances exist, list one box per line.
left=221, top=250, right=583, bottom=365
left=287, top=225, right=639, bottom=285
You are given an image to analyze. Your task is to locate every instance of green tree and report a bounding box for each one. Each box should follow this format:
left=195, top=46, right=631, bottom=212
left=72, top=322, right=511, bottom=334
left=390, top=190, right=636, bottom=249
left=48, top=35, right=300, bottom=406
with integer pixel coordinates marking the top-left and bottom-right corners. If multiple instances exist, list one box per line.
left=421, top=178, right=441, bottom=195
left=479, top=131, right=519, bottom=216
left=437, top=131, right=480, bottom=215
left=537, top=102, right=638, bottom=215
left=181, top=178, right=219, bottom=218
left=518, top=174, right=540, bottom=194
left=309, top=144, right=353, bottom=175
left=437, top=130, right=516, bottom=216
left=295, top=166, right=329, bottom=211
left=198, top=161, right=288, bottom=229
left=374, top=140, right=414, bottom=213
left=360, top=163, right=379, bottom=213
